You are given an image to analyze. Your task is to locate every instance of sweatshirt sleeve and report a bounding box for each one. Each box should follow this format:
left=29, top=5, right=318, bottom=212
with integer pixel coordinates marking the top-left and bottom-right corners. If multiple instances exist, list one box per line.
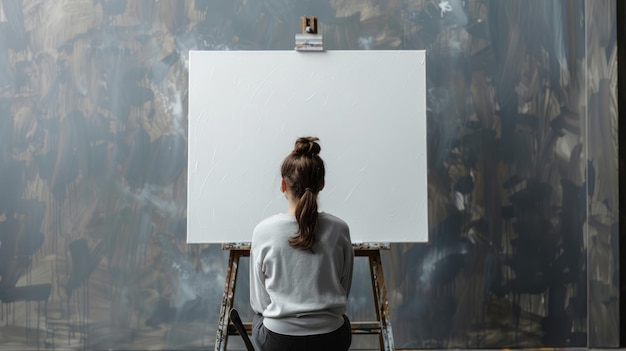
left=340, top=232, right=354, bottom=297
left=249, top=245, right=271, bottom=314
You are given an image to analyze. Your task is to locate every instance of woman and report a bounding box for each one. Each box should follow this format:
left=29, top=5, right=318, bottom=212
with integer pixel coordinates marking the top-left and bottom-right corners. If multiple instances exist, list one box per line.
left=250, top=137, right=354, bottom=351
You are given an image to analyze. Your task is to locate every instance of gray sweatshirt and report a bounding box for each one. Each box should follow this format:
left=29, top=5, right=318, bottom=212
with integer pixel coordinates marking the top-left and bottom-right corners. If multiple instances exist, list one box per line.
left=250, top=212, right=353, bottom=336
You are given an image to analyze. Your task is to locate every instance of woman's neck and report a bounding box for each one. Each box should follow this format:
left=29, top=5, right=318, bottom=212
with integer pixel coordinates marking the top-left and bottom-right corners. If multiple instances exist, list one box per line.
left=286, top=200, right=297, bottom=216
left=285, top=192, right=297, bottom=216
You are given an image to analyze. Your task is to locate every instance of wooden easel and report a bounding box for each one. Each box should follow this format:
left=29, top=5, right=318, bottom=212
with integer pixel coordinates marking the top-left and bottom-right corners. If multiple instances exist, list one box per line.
left=214, top=242, right=395, bottom=351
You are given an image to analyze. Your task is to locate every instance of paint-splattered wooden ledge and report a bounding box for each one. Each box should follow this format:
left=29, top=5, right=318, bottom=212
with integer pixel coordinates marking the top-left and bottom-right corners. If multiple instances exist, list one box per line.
left=221, top=242, right=390, bottom=250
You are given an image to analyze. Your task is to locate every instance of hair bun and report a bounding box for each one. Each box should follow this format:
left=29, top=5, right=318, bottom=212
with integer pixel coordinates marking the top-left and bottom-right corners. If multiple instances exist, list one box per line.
left=293, top=136, right=321, bottom=156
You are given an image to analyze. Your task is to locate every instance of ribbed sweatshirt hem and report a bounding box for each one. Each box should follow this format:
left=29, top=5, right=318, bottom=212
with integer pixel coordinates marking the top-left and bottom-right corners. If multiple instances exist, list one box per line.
left=263, top=314, right=345, bottom=336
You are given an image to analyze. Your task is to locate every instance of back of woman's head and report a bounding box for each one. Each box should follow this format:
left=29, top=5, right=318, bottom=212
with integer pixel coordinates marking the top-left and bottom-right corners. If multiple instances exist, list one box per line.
left=281, top=137, right=325, bottom=250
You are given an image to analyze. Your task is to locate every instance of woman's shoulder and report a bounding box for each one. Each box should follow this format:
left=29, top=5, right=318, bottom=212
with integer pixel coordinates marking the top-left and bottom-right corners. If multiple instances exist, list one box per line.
left=319, top=212, right=349, bottom=230
left=253, top=213, right=294, bottom=236
left=319, top=212, right=350, bottom=241
left=256, top=213, right=291, bottom=225
left=317, top=213, right=351, bottom=248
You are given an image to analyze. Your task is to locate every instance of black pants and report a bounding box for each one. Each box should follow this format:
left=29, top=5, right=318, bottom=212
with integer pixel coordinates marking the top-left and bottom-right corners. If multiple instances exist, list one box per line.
left=252, top=314, right=352, bottom=351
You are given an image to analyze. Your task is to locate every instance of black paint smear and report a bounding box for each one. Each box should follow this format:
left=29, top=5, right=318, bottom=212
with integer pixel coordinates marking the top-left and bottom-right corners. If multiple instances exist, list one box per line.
left=118, top=128, right=151, bottom=188
left=0, top=284, right=51, bottom=303
left=66, top=238, right=104, bottom=298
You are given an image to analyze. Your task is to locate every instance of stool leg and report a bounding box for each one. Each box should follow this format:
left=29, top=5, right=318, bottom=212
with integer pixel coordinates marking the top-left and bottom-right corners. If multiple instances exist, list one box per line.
left=215, top=250, right=241, bottom=351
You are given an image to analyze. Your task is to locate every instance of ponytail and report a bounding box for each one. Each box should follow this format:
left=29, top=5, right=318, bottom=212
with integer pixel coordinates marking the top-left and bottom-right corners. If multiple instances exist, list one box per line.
left=289, top=188, right=319, bottom=250
left=281, top=137, right=325, bottom=251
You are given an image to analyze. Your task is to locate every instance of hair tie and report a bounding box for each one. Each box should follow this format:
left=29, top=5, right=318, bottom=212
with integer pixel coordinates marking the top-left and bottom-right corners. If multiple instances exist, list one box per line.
left=305, top=187, right=313, bottom=193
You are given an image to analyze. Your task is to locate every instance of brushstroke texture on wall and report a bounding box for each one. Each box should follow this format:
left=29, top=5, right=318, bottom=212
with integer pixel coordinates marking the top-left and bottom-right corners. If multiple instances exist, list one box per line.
left=0, top=0, right=619, bottom=349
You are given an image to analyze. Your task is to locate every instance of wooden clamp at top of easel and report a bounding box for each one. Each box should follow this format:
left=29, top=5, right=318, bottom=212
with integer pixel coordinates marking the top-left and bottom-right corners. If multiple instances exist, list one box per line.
left=300, top=16, right=318, bottom=34
left=295, top=16, right=323, bottom=51
left=214, top=242, right=395, bottom=351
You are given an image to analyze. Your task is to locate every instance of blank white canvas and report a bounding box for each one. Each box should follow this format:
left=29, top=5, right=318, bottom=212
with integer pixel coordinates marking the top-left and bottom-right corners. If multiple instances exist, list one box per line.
left=187, top=50, right=427, bottom=243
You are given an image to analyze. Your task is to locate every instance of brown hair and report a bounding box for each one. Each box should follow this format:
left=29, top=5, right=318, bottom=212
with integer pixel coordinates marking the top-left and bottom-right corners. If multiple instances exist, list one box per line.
left=281, top=137, right=325, bottom=250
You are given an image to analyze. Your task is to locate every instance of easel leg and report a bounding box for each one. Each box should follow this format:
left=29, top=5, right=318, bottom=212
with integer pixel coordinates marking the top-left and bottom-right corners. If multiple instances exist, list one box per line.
left=215, top=250, right=242, bottom=351
left=368, top=251, right=395, bottom=351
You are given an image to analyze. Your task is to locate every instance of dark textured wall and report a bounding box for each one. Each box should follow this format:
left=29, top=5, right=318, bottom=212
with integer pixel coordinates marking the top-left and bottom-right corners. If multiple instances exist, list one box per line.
left=0, top=0, right=619, bottom=349
left=616, top=1, right=626, bottom=347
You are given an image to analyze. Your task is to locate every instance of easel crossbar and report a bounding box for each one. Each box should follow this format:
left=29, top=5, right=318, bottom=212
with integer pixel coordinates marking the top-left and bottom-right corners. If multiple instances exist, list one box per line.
left=221, top=242, right=390, bottom=250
